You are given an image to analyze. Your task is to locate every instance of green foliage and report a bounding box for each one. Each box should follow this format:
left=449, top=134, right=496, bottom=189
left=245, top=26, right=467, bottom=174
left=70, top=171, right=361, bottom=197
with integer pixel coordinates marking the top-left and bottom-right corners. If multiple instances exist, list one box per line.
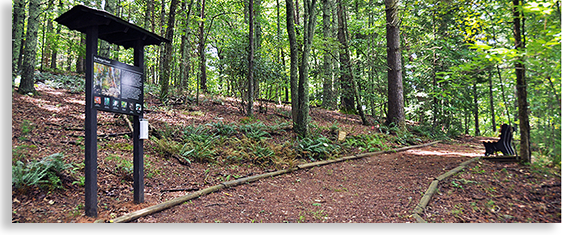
left=39, top=72, right=84, bottom=93
left=179, top=135, right=218, bottom=164
left=297, top=136, right=340, bottom=161
left=105, top=155, right=134, bottom=175
left=345, top=134, right=389, bottom=152
left=12, top=153, right=72, bottom=190
left=15, top=0, right=560, bottom=171
left=20, top=119, right=34, bottom=136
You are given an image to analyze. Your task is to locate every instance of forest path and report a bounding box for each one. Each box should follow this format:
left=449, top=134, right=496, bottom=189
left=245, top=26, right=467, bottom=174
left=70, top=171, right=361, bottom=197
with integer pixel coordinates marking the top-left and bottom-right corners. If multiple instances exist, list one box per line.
left=132, top=142, right=482, bottom=223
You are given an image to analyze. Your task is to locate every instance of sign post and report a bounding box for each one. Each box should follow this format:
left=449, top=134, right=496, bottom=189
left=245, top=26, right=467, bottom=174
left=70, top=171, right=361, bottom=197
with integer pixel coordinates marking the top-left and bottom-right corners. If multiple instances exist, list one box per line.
left=56, top=5, right=168, bottom=218
left=84, top=25, right=99, bottom=217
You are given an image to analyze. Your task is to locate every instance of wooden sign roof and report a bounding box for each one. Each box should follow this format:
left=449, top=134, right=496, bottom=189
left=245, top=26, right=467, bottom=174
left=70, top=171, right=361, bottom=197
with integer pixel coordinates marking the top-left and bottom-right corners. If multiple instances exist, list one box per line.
left=55, top=5, right=169, bottom=49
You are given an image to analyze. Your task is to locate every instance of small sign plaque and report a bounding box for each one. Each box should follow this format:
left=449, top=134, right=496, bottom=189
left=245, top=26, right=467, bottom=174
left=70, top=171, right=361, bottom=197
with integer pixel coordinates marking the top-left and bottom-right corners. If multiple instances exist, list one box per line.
left=93, top=56, right=143, bottom=115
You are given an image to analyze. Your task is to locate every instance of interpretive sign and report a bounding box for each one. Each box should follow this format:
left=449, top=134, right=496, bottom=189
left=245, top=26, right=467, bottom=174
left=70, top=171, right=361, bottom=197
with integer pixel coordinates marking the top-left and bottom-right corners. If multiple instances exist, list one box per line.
left=56, top=4, right=167, bottom=217
left=93, top=56, right=143, bottom=116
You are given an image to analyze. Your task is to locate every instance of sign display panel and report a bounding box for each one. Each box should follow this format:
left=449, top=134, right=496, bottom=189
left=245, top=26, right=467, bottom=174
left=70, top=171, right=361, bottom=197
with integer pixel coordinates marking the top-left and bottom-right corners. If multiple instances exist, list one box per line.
left=93, top=56, right=143, bottom=115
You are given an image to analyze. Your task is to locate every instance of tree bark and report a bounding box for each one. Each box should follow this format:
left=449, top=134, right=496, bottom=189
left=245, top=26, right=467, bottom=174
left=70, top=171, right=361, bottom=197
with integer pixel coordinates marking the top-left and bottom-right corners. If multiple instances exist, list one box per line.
left=295, top=0, right=318, bottom=137
left=247, top=0, right=255, bottom=116
left=18, top=0, right=41, bottom=95
left=198, top=0, right=208, bottom=93
left=384, top=0, right=405, bottom=128
left=337, top=0, right=354, bottom=114
left=159, top=0, right=179, bottom=102
left=321, top=0, right=334, bottom=110
left=12, top=0, right=26, bottom=74
left=179, top=0, right=194, bottom=91
left=286, top=0, right=299, bottom=123
left=473, top=81, right=480, bottom=136
left=513, top=0, right=531, bottom=162
left=488, top=69, right=496, bottom=132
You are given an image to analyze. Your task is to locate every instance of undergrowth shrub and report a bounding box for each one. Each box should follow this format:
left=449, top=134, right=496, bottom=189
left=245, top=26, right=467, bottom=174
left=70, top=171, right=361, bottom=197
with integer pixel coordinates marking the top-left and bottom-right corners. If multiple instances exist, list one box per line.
left=345, top=134, right=389, bottom=152
left=39, top=72, right=84, bottom=93
left=297, top=136, right=340, bottom=161
left=12, top=153, right=73, bottom=191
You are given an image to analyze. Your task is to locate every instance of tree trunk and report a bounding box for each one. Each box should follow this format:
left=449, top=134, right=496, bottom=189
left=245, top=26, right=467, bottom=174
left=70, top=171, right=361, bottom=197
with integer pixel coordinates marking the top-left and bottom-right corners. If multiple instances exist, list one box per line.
left=513, top=0, right=531, bottom=162
left=337, top=0, right=354, bottom=113
left=488, top=69, right=496, bottom=132
left=286, top=0, right=299, bottom=123
left=321, top=0, right=334, bottom=110
left=179, top=0, right=194, bottom=91
left=384, top=0, right=405, bottom=128
left=473, top=81, right=480, bottom=136
left=76, top=33, right=85, bottom=73
left=18, top=0, right=41, bottom=95
left=198, top=0, right=208, bottom=93
left=12, top=0, right=26, bottom=74
left=295, top=0, right=318, bottom=137
left=159, top=0, right=179, bottom=102
left=247, top=0, right=255, bottom=116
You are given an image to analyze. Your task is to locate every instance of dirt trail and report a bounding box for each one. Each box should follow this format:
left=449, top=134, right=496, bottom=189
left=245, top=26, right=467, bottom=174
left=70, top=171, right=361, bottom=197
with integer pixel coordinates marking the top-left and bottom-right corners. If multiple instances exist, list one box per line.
left=134, top=143, right=480, bottom=223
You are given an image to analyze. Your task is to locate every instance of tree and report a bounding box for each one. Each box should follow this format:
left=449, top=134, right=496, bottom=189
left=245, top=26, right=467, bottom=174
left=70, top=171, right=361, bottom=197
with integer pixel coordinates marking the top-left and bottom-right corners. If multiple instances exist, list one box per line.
left=337, top=0, right=354, bottom=114
left=384, top=0, right=405, bottom=128
left=247, top=0, right=255, bottom=116
left=295, top=0, right=318, bottom=137
left=321, top=0, right=335, bottom=110
left=198, top=0, right=208, bottom=93
left=159, top=0, right=179, bottom=102
left=12, top=0, right=26, bottom=74
left=18, top=0, right=41, bottom=95
left=286, top=0, right=299, bottom=122
left=179, top=0, right=195, bottom=90
left=513, top=0, right=531, bottom=162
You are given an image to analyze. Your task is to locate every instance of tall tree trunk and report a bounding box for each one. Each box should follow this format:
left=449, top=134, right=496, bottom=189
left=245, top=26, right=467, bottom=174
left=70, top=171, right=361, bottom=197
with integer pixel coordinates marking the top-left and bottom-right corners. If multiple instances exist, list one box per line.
left=179, top=0, right=194, bottom=91
left=321, top=0, right=334, bottom=110
left=198, top=0, right=208, bottom=93
left=337, top=0, right=354, bottom=113
left=286, top=0, right=299, bottom=123
left=295, top=0, right=318, bottom=137
left=18, top=0, right=41, bottom=95
left=159, top=0, right=179, bottom=102
left=473, top=81, right=480, bottom=136
left=247, top=0, right=255, bottom=116
left=12, top=0, right=26, bottom=74
left=513, top=0, right=531, bottom=162
left=76, top=33, right=85, bottom=73
left=488, top=69, right=496, bottom=132
left=384, top=0, right=405, bottom=128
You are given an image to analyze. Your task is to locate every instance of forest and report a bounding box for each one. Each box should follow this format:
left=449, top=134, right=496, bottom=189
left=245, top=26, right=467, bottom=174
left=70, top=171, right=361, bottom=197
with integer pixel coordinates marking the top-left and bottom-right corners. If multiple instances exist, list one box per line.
left=13, top=0, right=561, bottom=164
left=10, top=0, right=562, bottom=223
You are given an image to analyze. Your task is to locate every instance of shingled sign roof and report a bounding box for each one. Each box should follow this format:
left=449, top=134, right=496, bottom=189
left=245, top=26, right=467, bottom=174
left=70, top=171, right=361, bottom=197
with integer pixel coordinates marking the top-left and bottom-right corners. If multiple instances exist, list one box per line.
left=55, top=5, right=168, bottom=49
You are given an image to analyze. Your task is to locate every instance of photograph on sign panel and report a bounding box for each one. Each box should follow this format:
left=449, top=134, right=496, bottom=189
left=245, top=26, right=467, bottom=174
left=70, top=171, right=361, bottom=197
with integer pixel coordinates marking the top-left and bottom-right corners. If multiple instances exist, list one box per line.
left=94, top=62, right=121, bottom=98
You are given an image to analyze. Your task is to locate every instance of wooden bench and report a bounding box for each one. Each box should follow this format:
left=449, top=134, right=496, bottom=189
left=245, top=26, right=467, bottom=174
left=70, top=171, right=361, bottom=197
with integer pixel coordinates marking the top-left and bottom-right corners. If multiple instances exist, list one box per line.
left=482, top=124, right=515, bottom=156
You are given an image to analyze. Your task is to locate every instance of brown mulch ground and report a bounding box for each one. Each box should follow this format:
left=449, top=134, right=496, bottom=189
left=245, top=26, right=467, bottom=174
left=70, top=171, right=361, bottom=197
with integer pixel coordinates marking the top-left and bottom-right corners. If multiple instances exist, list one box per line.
left=138, top=143, right=475, bottom=223
left=11, top=83, right=561, bottom=224
left=424, top=158, right=561, bottom=223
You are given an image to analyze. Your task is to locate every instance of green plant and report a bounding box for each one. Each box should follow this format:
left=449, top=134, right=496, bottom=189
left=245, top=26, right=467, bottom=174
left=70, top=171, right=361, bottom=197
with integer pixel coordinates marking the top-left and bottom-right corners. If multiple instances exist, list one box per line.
left=12, top=153, right=73, bottom=190
left=105, top=155, right=134, bottom=175
left=297, top=136, right=339, bottom=161
left=208, top=121, right=237, bottom=136
left=345, top=134, right=389, bottom=152
left=150, top=136, right=182, bottom=158
left=20, top=120, right=34, bottom=136
left=179, top=135, right=218, bottom=163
